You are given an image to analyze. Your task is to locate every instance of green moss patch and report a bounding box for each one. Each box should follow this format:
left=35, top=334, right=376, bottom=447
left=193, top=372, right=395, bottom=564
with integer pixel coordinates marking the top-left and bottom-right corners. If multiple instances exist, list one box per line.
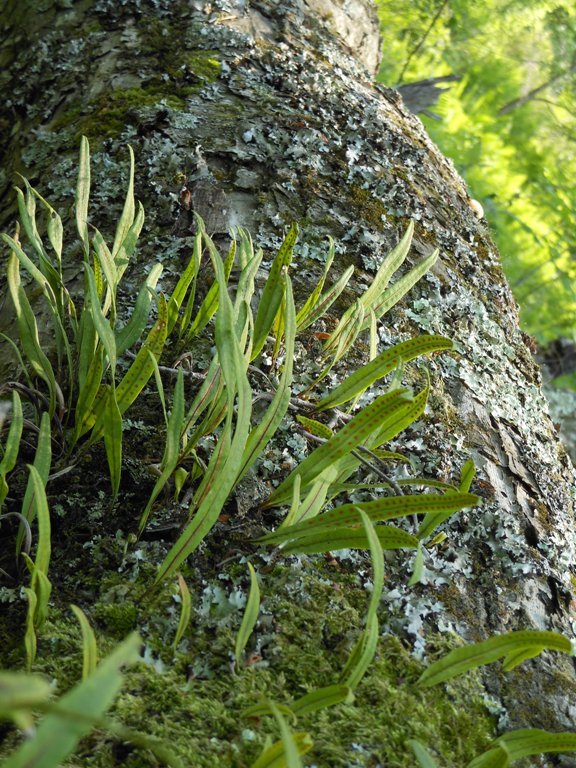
left=0, top=557, right=495, bottom=767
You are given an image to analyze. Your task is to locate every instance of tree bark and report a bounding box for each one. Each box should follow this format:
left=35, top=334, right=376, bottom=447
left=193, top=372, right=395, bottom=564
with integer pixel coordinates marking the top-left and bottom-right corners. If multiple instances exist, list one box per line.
left=2, top=0, right=576, bottom=759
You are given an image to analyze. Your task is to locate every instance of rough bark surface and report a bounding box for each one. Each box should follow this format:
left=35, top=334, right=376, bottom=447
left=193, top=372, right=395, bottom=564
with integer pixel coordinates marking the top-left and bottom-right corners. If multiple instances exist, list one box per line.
left=2, top=0, right=576, bottom=755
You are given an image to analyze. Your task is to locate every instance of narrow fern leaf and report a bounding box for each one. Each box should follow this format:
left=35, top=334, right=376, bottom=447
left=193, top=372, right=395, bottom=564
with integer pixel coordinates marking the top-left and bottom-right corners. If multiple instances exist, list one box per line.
left=316, top=335, right=452, bottom=411
left=269, top=701, right=304, bottom=768
left=173, top=574, right=192, bottom=650
left=296, top=415, right=333, bottom=440
left=280, top=524, right=419, bottom=556
left=296, top=238, right=335, bottom=328
left=361, top=220, right=414, bottom=310
left=408, top=740, right=441, bottom=768
left=408, top=543, right=424, bottom=586
left=114, top=293, right=168, bottom=414
left=258, top=493, right=479, bottom=545
left=291, top=685, right=354, bottom=715
left=185, top=232, right=236, bottom=339
left=459, top=458, right=476, bottom=492
left=250, top=733, right=313, bottom=768
left=0, top=390, right=23, bottom=508
left=27, top=465, right=51, bottom=577
left=341, top=613, right=379, bottom=690
left=70, top=604, right=98, bottom=679
left=253, top=223, right=298, bottom=358
left=23, top=586, right=38, bottom=671
left=76, top=136, right=91, bottom=259
left=139, top=367, right=185, bottom=534
left=116, top=262, right=163, bottom=354
left=265, top=389, right=413, bottom=508
left=236, top=276, right=296, bottom=483
left=361, top=509, right=385, bottom=627
left=235, top=562, right=261, bottom=670
left=364, top=248, right=439, bottom=327
left=112, top=145, right=135, bottom=258
left=17, top=411, right=51, bottom=554
left=103, top=388, right=122, bottom=497
left=155, top=244, right=252, bottom=583
left=494, top=729, right=576, bottom=762
left=418, top=631, right=572, bottom=688
left=296, top=264, right=354, bottom=331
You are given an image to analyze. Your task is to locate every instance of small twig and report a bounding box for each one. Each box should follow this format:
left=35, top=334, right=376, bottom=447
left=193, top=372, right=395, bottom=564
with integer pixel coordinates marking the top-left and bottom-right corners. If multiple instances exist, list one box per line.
left=303, top=432, right=403, bottom=496
left=398, top=0, right=449, bottom=85
left=48, top=463, right=77, bottom=481
left=159, top=363, right=206, bottom=381
left=255, top=391, right=316, bottom=413
left=124, top=350, right=206, bottom=381
left=248, top=364, right=275, bottom=390
left=215, top=548, right=246, bottom=568
left=354, top=445, right=404, bottom=496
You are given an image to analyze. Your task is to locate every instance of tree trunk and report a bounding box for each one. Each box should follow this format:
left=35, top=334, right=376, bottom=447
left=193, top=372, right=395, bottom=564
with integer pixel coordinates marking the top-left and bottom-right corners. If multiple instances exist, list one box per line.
left=2, top=0, right=576, bottom=763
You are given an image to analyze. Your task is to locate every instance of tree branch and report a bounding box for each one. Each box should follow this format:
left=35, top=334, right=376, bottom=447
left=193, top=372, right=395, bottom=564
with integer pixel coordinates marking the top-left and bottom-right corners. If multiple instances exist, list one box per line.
left=397, top=0, right=450, bottom=85
left=497, top=61, right=576, bottom=116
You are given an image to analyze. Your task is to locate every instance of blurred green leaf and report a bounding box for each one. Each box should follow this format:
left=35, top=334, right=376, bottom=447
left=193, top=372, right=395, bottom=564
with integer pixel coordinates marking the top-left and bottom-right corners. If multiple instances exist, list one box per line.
left=7, top=633, right=141, bottom=768
left=0, top=672, right=52, bottom=721
left=173, top=574, right=192, bottom=650
left=70, top=604, right=98, bottom=679
left=250, top=732, right=313, bottom=768
left=235, top=562, right=260, bottom=671
left=419, top=631, right=573, bottom=688
left=0, top=390, right=23, bottom=508
left=408, top=740, right=441, bottom=768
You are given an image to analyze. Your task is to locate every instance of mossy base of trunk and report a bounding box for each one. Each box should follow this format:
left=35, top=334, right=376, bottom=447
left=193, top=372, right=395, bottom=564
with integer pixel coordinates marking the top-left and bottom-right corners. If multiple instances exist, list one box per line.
left=1, top=513, right=496, bottom=767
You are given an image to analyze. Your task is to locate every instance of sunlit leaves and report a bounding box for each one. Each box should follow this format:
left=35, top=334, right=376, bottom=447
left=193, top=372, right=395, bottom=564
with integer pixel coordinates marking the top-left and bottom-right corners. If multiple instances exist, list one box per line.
left=377, top=0, right=576, bottom=342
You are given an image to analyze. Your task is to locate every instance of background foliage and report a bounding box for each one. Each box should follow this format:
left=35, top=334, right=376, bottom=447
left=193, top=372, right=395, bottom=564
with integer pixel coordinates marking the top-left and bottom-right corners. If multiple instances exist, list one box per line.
left=376, top=0, right=576, bottom=346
